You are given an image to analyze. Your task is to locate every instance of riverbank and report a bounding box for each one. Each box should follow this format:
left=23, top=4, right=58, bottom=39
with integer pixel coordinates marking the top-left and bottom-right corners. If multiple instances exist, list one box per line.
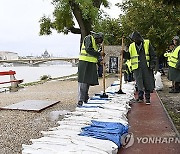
left=0, top=73, right=179, bottom=153
left=0, top=74, right=118, bottom=154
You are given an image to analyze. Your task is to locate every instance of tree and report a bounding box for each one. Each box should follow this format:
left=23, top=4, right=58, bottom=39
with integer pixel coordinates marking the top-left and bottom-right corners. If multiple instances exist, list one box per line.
left=156, top=0, right=180, bottom=5
left=39, top=0, right=109, bottom=46
left=117, top=0, right=180, bottom=56
left=93, top=17, right=123, bottom=45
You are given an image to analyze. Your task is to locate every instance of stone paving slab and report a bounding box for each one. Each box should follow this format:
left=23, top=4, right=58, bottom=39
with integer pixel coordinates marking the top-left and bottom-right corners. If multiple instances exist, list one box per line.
left=0, top=100, right=60, bottom=111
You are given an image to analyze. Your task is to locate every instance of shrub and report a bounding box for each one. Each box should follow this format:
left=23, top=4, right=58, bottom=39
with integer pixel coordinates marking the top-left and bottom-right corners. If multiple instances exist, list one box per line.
left=40, top=75, right=51, bottom=81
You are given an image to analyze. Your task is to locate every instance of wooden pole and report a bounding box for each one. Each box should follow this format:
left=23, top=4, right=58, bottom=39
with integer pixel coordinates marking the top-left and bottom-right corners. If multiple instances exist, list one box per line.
left=116, top=35, right=126, bottom=94
left=102, top=42, right=105, bottom=93
left=100, top=41, right=108, bottom=98
left=119, top=36, right=124, bottom=88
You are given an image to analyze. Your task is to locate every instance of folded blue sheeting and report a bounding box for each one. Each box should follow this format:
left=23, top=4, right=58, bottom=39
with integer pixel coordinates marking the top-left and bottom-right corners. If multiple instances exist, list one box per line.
left=106, top=91, right=115, bottom=94
left=79, top=120, right=128, bottom=147
left=79, top=106, right=104, bottom=109
left=86, top=102, right=105, bottom=104
left=111, top=83, right=120, bottom=86
left=90, top=97, right=111, bottom=101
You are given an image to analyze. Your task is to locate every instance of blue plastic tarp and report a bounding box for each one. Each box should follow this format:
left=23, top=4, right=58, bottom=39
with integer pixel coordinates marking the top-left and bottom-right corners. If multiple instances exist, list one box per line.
left=106, top=91, right=115, bottom=94
left=86, top=102, right=105, bottom=104
left=79, top=106, right=104, bottom=109
left=90, top=97, right=111, bottom=101
left=79, top=120, right=128, bottom=147
left=111, top=83, right=120, bottom=86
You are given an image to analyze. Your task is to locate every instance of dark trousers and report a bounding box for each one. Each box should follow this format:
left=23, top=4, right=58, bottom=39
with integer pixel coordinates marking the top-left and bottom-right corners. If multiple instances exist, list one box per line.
left=138, top=90, right=150, bottom=100
left=78, top=82, right=90, bottom=102
left=124, top=71, right=134, bottom=82
left=98, top=65, right=103, bottom=77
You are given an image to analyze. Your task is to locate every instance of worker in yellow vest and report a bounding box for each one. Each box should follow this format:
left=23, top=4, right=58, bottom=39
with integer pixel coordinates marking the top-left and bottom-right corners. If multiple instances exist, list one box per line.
left=164, top=43, right=174, bottom=66
left=168, top=36, right=180, bottom=93
left=124, top=31, right=156, bottom=104
left=164, top=52, right=172, bottom=65
left=164, top=43, right=174, bottom=89
left=123, top=59, right=133, bottom=83
left=77, top=32, right=105, bottom=106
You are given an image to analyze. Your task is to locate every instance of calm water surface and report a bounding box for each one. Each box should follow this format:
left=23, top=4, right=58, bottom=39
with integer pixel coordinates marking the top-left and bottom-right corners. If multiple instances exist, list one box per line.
left=0, top=64, right=78, bottom=88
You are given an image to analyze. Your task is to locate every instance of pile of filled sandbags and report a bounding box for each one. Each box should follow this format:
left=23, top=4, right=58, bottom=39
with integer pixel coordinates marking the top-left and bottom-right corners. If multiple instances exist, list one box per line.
left=22, top=81, right=135, bottom=154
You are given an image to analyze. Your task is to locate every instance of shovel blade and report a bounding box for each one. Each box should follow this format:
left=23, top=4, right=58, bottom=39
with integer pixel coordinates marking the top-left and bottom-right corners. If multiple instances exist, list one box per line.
left=100, top=93, right=108, bottom=98
left=115, top=89, right=126, bottom=94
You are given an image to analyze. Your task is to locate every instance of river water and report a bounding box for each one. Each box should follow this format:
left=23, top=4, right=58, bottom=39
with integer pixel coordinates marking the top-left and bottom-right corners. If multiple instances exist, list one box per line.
left=0, top=64, right=78, bottom=88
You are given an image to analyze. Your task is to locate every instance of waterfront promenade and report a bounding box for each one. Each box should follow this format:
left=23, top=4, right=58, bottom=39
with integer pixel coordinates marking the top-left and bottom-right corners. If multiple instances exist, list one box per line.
left=0, top=76, right=116, bottom=154
left=0, top=75, right=179, bottom=153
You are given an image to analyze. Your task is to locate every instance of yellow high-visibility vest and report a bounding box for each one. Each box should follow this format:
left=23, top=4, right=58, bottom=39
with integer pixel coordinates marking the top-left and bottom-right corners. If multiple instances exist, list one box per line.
left=126, top=59, right=132, bottom=73
left=164, top=52, right=172, bottom=66
left=79, top=35, right=98, bottom=63
left=169, top=45, right=180, bottom=68
left=129, top=39, right=150, bottom=71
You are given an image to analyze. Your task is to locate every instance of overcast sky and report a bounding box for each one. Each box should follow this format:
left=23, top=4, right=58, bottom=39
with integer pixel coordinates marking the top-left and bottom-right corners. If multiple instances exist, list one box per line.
left=0, top=0, right=122, bottom=57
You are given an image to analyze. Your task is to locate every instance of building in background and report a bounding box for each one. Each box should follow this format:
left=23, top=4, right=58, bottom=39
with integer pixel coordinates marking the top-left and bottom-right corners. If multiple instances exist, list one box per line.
left=41, top=50, right=51, bottom=58
left=0, top=51, right=18, bottom=60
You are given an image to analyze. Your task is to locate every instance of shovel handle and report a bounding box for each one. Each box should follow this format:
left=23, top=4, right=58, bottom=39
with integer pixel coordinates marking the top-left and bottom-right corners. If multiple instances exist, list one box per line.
left=119, top=36, right=125, bottom=90
left=102, top=41, right=106, bottom=94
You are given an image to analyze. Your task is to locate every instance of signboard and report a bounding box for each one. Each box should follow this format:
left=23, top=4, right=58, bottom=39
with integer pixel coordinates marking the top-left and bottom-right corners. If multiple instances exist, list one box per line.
left=109, top=56, right=118, bottom=73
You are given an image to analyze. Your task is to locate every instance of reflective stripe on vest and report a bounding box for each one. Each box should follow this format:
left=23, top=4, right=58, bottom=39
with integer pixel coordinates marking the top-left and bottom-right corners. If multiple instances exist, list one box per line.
left=79, top=35, right=98, bottom=63
left=164, top=52, right=172, bottom=66
left=129, top=39, right=150, bottom=71
left=169, top=45, right=180, bottom=68
left=126, top=60, right=132, bottom=73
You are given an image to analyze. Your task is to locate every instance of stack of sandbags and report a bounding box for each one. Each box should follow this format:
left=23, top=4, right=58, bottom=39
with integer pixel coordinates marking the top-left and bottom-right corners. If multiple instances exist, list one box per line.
left=22, top=81, right=136, bottom=154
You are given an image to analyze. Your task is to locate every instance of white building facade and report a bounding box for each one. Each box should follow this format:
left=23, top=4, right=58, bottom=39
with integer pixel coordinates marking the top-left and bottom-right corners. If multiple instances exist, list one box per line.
left=0, top=51, right=18, bottom=60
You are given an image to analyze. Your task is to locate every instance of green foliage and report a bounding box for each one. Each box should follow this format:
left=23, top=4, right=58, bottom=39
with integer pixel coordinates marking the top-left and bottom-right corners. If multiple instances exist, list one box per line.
left=39, top=0, right=109, bottom=36
left=39, top=0, right=179, bottom=57
left=94, top=17, right=123, bottom=45
left=39, top=16, right=53, bottom=35
left=40, top=75, right=52, bottom=81
left=53, top=1, right=74, bottom=34
left=118, top=0, right=180, bottom=56
left=75, top=0, right=98, bottom=20
left=155, top=0, right=180, bottom=5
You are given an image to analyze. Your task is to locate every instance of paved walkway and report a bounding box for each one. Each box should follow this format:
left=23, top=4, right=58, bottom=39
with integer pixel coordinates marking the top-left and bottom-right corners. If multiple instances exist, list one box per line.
left=118, top=91, right=180, bottom=154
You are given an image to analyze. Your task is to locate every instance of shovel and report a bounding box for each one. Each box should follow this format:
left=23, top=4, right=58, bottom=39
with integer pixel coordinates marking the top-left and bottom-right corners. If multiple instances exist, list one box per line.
left=100, top=41, right=108, bottom=98
left=116, top=35, right=126, bottom=94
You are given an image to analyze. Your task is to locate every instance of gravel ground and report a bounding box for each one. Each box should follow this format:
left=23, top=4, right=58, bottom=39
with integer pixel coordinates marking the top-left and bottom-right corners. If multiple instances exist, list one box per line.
left=0, top=75, right=118, bottom=154
left=157, top=75, right=180, bottom=133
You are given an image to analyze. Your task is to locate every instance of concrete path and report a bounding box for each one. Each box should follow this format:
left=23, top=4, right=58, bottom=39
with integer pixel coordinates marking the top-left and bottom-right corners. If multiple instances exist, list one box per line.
left=118, top=91, right=180, bottom=154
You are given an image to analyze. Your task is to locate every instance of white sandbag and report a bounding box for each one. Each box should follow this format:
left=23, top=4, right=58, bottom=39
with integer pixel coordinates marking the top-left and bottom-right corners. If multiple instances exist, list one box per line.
left=22, top=80, right=135, bottom=154
left=154, top=71, right=163, bottom=91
